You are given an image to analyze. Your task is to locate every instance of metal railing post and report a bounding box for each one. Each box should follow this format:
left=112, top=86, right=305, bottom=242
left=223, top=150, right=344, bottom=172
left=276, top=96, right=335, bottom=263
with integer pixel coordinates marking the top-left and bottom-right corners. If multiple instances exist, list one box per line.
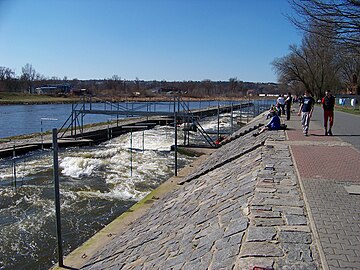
left=12, top=145, right=16, bottom=191
left=130, top=129, right=133, bottom=177
left=217, top=103, right=220, bottom=140
left=231, top=102, right=234, bottom=134
left=174, top=97, right=178, bottom=176
left=52, top=128, right=63, bottom=267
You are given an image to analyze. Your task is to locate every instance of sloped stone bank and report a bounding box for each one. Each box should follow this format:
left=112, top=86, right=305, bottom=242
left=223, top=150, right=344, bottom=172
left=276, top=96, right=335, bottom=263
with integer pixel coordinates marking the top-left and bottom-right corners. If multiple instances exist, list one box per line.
left=58, top=114, right=320, bottom=270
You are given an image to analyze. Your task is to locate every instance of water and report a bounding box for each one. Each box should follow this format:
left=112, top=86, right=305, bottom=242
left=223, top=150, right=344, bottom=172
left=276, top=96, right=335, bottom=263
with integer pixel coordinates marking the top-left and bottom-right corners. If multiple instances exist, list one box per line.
left=0, top=100, right=260, bottom=139
left=0, top=126, right=193, bottom=269
left=0, top=99, right=274, bottom=269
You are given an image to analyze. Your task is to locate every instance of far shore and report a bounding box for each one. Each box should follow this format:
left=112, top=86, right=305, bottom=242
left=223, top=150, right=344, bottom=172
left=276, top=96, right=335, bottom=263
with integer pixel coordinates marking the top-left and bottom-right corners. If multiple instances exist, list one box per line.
left=0, top=92, right=269, bottom=105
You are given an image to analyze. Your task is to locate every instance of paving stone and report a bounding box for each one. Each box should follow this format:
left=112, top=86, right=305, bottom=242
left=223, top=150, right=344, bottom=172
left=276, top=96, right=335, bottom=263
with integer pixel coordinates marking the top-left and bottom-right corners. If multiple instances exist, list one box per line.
left=257, top=187, right=277, bottom=193
left=285, top=214, right=308, bottom=226
left=240, top=242, right=283, bottom=257
left=209, top=256, right=236, bottom=270
left=276, top=259, right=318, bottom=270
left=234, top=257, right=274, bottom=270
left=227, top=232, right=245, bottom=245
left=253, top=218, right=285, bottom=227
left=224, top=218, right=248, bottom=237
left=182, top=258, right=202, bottom=270
left=250, top=205, right=273, bottom=211
left=263, top=198, right=304, bottom=207
left=273, top=206, right=304, bottom=215
left=246, top=226, right=277, bottom=241
left=252, top=210, right=281, bottom=218
left=278, top=231, right=312, bottom=244
left=280, top=179, right=297, bottom=186
left=278, top=226, right=311, bottom=233
left=283, top=243, right=313, bottom=262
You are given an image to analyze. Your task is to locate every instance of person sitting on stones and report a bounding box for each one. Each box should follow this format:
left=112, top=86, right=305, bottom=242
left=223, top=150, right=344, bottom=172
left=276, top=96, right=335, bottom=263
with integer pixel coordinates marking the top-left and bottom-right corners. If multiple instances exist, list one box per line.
left=253, top=113, right=282, bottom=136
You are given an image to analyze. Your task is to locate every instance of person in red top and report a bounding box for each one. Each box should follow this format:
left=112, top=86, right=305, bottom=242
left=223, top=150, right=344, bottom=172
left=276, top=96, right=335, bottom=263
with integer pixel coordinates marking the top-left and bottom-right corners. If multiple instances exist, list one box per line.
left=321, top=90, right=335, bottom=136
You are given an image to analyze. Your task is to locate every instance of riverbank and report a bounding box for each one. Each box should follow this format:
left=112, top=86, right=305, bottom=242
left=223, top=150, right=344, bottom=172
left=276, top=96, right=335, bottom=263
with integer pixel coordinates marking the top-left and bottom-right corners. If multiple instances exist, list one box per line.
left=54, top=113, right=321, bottom=270
left=0, top=91, right=274, bottom=105
left=0, top=92, right=80, bottom=105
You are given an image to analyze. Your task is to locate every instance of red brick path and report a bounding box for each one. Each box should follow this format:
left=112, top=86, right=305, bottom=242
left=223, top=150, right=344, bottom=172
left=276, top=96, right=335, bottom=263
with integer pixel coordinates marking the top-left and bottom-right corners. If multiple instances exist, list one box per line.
left=291, top=145, right=360, bottom=181
left=287, top=129, right=338, bottom=142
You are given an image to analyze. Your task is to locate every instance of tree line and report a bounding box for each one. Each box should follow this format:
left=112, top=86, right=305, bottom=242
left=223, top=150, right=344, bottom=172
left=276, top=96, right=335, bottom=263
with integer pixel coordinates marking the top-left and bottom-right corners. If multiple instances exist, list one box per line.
left=0, top=64, right=279, bottom=98
left=272, top=0, right=360, bottom=99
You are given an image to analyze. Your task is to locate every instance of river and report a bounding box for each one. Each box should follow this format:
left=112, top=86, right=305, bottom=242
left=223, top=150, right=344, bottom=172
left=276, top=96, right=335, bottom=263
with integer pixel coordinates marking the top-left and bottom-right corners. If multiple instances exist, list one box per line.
left=0, top=99, right=273, bottom=269
left=0, top=100, right=257, bottom=139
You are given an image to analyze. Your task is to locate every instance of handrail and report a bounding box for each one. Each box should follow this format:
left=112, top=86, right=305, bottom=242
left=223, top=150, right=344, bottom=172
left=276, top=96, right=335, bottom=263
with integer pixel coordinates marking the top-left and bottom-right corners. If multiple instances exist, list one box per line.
left=57, top=95, right=234, bottom=147
left=177, top=97, right=216, bottom=147
left=58, top=102, right=86, bottom=139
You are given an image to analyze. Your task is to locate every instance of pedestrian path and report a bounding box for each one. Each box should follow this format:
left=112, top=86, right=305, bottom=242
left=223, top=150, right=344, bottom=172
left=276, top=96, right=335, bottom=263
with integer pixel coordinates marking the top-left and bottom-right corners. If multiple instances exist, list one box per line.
left=56, top=114, right=320, bottom=270
left=285, top=106, right=360, bottom=270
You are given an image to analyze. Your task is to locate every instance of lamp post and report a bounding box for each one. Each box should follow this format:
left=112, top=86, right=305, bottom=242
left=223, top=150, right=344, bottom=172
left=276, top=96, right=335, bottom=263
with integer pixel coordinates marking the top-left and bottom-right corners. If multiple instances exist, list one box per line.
left=40, top=118, right=58, bottom=149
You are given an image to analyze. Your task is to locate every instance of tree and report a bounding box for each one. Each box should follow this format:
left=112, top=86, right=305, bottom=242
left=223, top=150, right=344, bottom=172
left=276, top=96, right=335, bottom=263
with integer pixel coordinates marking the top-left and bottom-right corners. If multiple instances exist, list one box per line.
left=229, top=78, right=238, bottom=95
left=21, top=63, right=37, bottom=93
left=21, top=63, right=36, bottom=81
left=272, top=23, right=341, bottom=99
left=288, top=0, right=360, bottom=52
left=0, top=66, right=18, bottom=92
left=0, top=66, right=15, bottom=80
left=338, top=52, right=360, bottom=93
left=200, top=79, right=214, bottom=97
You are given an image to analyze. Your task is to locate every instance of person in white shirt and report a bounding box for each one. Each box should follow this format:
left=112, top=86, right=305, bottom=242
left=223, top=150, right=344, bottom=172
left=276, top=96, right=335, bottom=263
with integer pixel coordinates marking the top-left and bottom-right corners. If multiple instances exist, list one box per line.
left=276, top=94, right=285, bottom=116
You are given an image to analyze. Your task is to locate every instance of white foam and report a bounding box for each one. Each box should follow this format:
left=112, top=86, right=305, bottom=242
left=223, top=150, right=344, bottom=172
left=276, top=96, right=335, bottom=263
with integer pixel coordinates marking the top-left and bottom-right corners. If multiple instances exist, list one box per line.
left=60, top=156, right=105, bottom=179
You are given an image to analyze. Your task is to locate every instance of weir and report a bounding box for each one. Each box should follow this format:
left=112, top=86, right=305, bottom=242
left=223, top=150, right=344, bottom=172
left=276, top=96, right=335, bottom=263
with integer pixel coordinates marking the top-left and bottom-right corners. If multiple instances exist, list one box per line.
left=0, top=97, right=255, bottom=158
left=57, top=96, right=254, bottom=146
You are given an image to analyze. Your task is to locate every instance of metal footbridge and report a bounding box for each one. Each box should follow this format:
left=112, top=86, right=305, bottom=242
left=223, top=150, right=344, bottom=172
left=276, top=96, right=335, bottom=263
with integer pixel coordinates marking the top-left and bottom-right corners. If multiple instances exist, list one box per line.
left=57, top=96, right=254, bottom=148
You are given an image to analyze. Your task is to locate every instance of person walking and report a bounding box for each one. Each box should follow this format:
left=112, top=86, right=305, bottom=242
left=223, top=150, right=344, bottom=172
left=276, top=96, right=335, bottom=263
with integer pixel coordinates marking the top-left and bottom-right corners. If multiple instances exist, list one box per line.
left=298, top=90, right=315, bottom=136
left=321, top=90, right=335, bottom=135
left=285, top=92, right=292, bottom=120
left=276, top=94, right=285, bottom=116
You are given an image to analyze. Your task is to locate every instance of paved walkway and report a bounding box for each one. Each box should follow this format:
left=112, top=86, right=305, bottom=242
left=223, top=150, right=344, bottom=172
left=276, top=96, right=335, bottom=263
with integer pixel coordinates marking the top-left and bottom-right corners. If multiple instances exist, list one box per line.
left=285, top=105, right=360, bottom=270
left=54, top=106, right=360, bottom=270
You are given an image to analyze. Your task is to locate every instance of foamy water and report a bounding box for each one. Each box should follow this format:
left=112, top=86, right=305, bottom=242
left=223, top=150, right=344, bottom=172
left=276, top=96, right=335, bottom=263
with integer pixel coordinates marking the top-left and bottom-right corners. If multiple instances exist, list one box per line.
left=0, top=124, right=196, bottom=269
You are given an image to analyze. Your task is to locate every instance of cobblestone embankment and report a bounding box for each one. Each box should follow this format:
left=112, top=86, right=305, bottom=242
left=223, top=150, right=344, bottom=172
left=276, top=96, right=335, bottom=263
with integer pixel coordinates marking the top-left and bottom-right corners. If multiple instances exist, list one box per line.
left=56, top=114, right=321, bottom=270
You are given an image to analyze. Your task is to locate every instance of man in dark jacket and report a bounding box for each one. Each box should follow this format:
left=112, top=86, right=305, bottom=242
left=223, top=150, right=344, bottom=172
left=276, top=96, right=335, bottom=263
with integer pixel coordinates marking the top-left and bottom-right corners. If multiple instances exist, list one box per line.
left=285, top=92, right=292, bottom=120
left=298, top=90, right=315, bottom=136
left=321, top=91, right=335, bottom=136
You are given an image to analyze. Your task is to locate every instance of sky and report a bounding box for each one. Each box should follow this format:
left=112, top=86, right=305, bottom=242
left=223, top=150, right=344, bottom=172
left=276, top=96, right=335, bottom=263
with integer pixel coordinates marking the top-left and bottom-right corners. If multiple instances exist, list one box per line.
left=0, top=0, right=302, bottom=83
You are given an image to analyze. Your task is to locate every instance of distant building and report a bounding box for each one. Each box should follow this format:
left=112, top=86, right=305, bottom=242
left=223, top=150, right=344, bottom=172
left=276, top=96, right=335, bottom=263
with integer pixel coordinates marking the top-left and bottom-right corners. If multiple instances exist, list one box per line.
left=35, top=84, right=71, bottom=94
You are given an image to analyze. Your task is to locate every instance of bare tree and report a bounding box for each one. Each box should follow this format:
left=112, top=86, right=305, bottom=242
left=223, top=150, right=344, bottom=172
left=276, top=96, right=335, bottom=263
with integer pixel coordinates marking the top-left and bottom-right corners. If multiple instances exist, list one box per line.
left=21, top=63, right=37, bottom=93
left=272, top=24, right=341, bottom=99
left=21, top=63, right=36, bottom=81
left=200, top=79, right=214, bottom=97
left=338, top=52, right=360, bottom=93
left=0, top=66, right=15, bottom=80
left=288, top=0, right=360, bottom=52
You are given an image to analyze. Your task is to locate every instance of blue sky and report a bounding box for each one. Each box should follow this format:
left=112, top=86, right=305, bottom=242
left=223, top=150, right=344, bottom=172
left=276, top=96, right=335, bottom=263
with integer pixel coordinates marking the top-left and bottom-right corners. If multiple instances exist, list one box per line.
left=0, top=0, right=302, bottom=83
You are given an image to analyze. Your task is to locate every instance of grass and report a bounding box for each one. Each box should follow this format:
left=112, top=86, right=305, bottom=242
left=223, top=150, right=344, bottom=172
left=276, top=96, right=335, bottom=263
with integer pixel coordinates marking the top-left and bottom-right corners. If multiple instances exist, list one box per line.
left=335, top=106, right=360, bottom=115
left=0, top=92, right=79, bottom=104
left=0, top=91, right=272, bottom=105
